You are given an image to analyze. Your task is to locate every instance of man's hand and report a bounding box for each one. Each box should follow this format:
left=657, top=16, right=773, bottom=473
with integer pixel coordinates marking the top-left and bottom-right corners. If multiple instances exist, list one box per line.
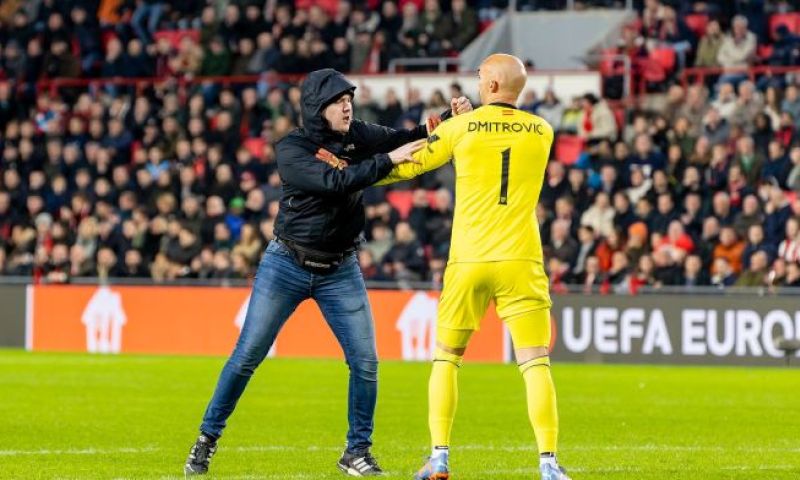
left=451, top=96, right=472, bottom=116
left=426, top=113, right=442, bottom=135
left=388, top=139, right=426, bottom=165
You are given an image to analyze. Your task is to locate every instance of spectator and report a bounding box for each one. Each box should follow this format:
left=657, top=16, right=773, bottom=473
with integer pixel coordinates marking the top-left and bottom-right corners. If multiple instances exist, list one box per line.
left=777, top=217, right=800, bottom=263
left=201, top=36, right=232, bottom=76
left=383, top=222, right=426, bottom=281
left=731, top=81, right=763, bottom=133
left=578, top=256, right=604, bottom=293
left=731, top=135, right=763, bottom=184
left=536, top=90, right=564, bottom=131
left=95, top=247, right=123, bottom=279
left=366, top=222, right=394, bottom=264
left=540, top=161, right=569, bottom=210
left=71, top=6, right=101, bottom=74
left=764, top=186, right=792, bottom=246
left=711, top=257, right=737, bottom=287
left=572, top=225, right=597, bottom=278
left=742, top=224, right=776, bottom=269
left=713, top=226, right=746, bottom=274
left=578, top=93, right=618, bottom=143
left=785, top=262, right=800, bottom=287
left=651, top=193, right=680, bottom=234
left=733, top=194, right=763, bottom=238
left=43, top=39, right=80, bottom=79
left=681, top=254, right=709, bottom=286
left=613, top=191, right=637, bottom=233
left=628, top=134, right=666, bottom=178
left=702, top=108, right=731, bottom=147
left=440, top=0, right=478, bottom=52
left=735, top=250, right=769, bottom=287
left=716, top=15, right=756, bottom=84
left=712, top=82, right=738, bottom=120
left=694, top=19, right=723, bottom=68
left=762, top=140, right=791, bottom=187
left=630, top=254, right=656, bottom=292
left=652, top=248, right=681, bottom=286
left=580, top=192, right=615, bottom=238
left=769, top=25, right=800, bottom=66
left=548, top=219, right=578, bottom=268
left=711, top=191, right=735, bottom=226
left=787, top=145, right=800, bottom=191
left=679, top=85, right=710, bottom=138
left=131, top=0, right=164, bottom=45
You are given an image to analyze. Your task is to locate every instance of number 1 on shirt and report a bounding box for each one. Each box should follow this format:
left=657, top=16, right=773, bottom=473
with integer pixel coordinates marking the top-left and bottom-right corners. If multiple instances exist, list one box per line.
left=499, top=147, right=510, bottom=205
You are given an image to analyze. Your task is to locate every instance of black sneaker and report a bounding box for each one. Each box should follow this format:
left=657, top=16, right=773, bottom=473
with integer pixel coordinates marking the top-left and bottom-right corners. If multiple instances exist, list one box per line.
left=184, top=434, right=218, bottom=475
left=337, top=449, right=384, bottom=476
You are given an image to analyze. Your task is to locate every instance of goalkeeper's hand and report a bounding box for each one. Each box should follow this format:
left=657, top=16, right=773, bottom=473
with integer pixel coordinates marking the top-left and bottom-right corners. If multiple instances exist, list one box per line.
left=451, top=96, right=472, bottom=116
left=426, top=114, right=442, bottom=135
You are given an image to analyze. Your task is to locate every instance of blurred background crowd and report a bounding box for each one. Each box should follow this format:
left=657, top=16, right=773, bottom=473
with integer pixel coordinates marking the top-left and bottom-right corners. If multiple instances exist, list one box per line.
left=0, top=0, right=800, bottom=292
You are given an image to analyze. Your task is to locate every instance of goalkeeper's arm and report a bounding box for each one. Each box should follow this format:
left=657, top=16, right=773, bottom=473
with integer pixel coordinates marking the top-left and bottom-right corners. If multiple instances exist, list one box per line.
left=374, top=122, right=456, bottom=186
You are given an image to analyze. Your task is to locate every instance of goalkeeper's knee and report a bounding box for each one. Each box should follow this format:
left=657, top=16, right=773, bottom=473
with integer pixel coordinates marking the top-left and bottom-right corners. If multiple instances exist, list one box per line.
left=433, top=327, right=473, bottom=367
left=517, top=352, right=551, bottom=375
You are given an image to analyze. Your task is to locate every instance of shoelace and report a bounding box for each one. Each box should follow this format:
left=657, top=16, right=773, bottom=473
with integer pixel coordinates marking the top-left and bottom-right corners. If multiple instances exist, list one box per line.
left=192, top=441, right=216, bottom=463
left=362, top=452, right=380, bottom=470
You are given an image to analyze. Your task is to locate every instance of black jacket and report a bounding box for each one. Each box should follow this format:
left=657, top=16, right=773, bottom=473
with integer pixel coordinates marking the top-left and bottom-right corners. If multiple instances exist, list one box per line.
left=274, top=69, right=429, bottom=253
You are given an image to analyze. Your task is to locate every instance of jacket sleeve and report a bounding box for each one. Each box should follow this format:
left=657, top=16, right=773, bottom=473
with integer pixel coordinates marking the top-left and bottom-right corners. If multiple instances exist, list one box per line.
left=374, top=119, right=456, bottom=186
left=277, top=139, right=394, bottom=196
left=352, top=108, right=453, bottom=154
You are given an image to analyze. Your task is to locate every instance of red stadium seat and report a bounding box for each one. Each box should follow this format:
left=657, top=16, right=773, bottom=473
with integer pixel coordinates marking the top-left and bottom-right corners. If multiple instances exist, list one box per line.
left=426, top=190, right=438, bottom=207
left=625, top=17, right=642, bottom=33
left=153, top=30, right=200, bottom=50
left=598, top=48, right=625, bottom=77
left=650, top=47, right=676, bottom=73
left=295, top=0, right=339, bottom=16
left=638, top=57, right=667, bottom=84
left=243, top=138, right=266, bottom=161
left=758, top=44, right=774, bottom=61
left=554, top=135, right=584, bottom=165
left=612, top=107, right=626, bottom=132
left=769, top=13, right=800, bottom=40
left=386, top=190, right=414, bottom=219
left=683, top=13, right=709, bottom=38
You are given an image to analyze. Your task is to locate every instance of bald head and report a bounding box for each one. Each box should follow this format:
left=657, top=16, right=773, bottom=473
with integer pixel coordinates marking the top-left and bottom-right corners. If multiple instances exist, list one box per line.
left=478, top=54, right=527, bottom=105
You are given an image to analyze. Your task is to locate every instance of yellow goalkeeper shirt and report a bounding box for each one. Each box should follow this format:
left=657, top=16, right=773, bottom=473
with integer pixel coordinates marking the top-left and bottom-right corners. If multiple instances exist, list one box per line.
left=377, top=103, right=554, bottom=264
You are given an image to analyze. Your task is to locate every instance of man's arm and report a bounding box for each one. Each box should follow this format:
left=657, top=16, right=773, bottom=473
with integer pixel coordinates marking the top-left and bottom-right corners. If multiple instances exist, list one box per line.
left=351, top=120, right=428, bottom=155
left=375, top=121, right=456, bottom=186
left=353, top=97, right=472, bottom=154
left=277, top=139, right=394, bottom=196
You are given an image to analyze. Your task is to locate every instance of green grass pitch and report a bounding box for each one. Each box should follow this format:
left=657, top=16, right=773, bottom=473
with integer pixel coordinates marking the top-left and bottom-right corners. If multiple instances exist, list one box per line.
left=1, top=350, right=799, bottom=479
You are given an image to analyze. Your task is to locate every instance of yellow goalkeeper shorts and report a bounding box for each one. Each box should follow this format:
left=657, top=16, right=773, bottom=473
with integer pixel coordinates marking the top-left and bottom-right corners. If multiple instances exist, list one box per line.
left=437, top=260, right=552, bottom=330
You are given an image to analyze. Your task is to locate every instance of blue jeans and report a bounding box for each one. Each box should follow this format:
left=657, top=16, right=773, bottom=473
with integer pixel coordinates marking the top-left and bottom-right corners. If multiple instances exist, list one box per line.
left=132, top=3, right=164, bottom=44
left=200, top=240, right=378, bottom=452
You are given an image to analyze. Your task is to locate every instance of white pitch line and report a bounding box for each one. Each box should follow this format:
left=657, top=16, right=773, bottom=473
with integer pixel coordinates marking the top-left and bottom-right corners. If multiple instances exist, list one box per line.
left=3, top=443, right=800, bottom=457
left=721, top=465, right=799, bottom=471
left=150, top=464, right=797, bottom=480
left=0, top=447, right=158, bottom=456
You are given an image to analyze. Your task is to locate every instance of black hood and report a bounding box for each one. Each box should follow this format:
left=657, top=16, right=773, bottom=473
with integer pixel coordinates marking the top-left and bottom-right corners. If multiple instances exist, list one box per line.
left=300, top=69, right=356, bottom=144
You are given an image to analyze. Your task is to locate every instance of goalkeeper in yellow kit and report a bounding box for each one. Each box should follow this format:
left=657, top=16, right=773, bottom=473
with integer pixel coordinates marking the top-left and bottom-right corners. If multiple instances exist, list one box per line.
left=377, top=54, right=570, bottom=480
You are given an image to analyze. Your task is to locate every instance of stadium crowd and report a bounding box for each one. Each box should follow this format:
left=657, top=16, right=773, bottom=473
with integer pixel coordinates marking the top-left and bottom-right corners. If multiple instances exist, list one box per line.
left=0, top=0, right=799, bottom=292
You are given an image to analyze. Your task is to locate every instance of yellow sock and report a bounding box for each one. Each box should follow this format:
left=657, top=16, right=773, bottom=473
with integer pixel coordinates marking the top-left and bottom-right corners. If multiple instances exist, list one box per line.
left=429, top=359, right=458, bottom=447
left=428, top=327, right=473, bottom=447
left=520, top=357, right=559, bottom=453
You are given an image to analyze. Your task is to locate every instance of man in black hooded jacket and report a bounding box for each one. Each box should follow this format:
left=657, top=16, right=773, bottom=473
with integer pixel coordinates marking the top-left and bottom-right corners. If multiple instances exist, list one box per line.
left=185, top=69, right=471, bottom=477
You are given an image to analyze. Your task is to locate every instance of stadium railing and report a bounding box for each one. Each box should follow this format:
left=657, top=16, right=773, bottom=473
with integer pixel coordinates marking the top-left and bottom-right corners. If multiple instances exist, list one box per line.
left=33, top=73, right=303, bottom=97
left=4, top=275, right=798, bottom=297
left=679, top=65, right=800, bottom=87
left=387, top=58, right=461, bottom=73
